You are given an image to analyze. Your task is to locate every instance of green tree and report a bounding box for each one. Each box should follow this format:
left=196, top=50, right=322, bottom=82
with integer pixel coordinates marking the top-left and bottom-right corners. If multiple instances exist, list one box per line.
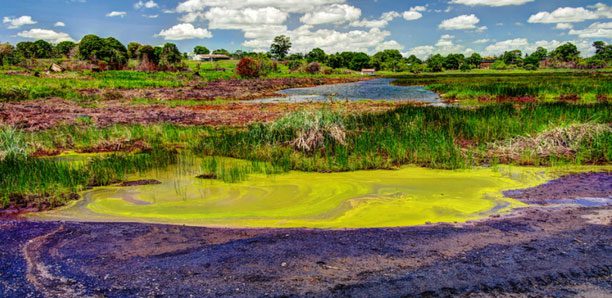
left=465, top=53, right=482, bottom=68
left=371, top=49, right=403, bottom=71
left=54, top=41, right=76, bottom=58
left=33, top=40, right=53, bottom=58
left=16, top=42, right=37, bottom=59
left=270, top=35, right=291, bottom=60
left=443, top=53, right=465, bottom=70
left=306, top=48, right=327, bottom=63
left=127, top=42, right=141, bottom=59
left=405, top=55, right=422, bottom=65
left=212, top=49, right=230, bottom=56
left=349, top=52, right=371, bottom=71
left=426, top=54, right=445, bottom=72
left=501, top=50, right=523, bottom=65
left=0, top=43, right=17, bottom=65
left=592, top=41, right=612, bottom=61
left=551, top=43, right=580, bottom=62
left=78, top=35, right=128, bottom=69
left=159, top=43, right=182, bottom=70
left=194, top=46, right=210, bottom=55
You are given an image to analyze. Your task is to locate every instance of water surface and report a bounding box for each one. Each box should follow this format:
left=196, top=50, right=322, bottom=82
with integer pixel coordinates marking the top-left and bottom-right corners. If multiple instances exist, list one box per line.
left=31, top=160, right=600, bottom=229
left=254, top=78, right=441, bottom=103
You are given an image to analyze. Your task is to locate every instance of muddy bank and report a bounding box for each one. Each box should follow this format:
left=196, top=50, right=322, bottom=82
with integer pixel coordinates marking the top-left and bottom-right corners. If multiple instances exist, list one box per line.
left=0, top=98, right=400, bottom=131
left=0, top=98, right=405, bottom=131
left=81, top=77, right=367, bottom=101
left=0, top=173, right=610, bottom=297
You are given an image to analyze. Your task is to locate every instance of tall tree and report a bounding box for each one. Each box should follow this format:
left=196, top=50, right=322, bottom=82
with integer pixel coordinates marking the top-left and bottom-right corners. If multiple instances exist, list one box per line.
left=127, top=42, right=142, bottom=59
left=194, top=46, right=210, bottom=55
left=306, top=48, right=326, bottom=63
left=54, top=41, right=76, bottom=58
left=270, top=35, right=291, bottom=60
left=33, top=40, right=53, bottom=58
left=551, top=43, right=580, bottom=62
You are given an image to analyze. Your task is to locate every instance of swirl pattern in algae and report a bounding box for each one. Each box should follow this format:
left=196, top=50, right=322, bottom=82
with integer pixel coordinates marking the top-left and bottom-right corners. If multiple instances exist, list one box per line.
left=31, top=165, right=607, bottom=228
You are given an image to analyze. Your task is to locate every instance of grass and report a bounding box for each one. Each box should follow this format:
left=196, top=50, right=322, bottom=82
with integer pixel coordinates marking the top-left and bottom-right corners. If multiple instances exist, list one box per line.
left=392, top=71, right=612, bottom=103
left=0, top=147, right=178, bottom=208
left=199, top=102, right=611, bottom=171
left=1, top=102, right=610, bottom=208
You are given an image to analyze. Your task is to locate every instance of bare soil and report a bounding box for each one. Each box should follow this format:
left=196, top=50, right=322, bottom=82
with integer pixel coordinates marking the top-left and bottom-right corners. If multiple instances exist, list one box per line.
left=0, top=172, right=610, bottom=297
left=0, top=98, right=401, bottom=132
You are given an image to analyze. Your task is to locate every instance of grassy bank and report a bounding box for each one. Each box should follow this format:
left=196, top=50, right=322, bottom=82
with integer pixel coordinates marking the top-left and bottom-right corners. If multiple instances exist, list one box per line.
left=392, top=71, right=612, bottom=104
left=2, top=101, right=610, bottom=209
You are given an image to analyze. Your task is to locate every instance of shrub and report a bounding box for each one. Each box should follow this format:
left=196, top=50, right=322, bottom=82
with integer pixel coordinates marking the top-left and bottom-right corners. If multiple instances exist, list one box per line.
left=523, top=64, right=538, bottom=71
left=306, top=62, right=321, bottom=74
left=491, top=60, right=508, bottom=70
left=0, top=86, right=30, bottom=102
left=287, top=60, right=303, bottom=72
left=236, top=57, right=261, bottom=78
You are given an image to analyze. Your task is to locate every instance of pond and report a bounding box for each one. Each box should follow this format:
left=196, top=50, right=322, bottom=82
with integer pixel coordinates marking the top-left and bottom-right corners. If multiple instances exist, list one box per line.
left=253, top=78, right=441, bottom=103
left=31, top=157, right=595, bottom=229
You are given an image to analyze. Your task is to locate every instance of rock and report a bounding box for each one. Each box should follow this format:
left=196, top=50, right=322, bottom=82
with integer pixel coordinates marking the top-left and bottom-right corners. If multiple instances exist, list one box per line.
left=49, top=63, right=64, bottom=73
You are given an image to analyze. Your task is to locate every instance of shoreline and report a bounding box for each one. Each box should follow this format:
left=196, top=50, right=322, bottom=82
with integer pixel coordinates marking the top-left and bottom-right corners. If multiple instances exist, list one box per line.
left=1, top=172, right=610, bottom=297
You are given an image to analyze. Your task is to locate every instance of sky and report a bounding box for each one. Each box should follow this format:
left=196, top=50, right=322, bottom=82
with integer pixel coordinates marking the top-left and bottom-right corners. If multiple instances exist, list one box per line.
left=1, top=0, right=611, bottom=58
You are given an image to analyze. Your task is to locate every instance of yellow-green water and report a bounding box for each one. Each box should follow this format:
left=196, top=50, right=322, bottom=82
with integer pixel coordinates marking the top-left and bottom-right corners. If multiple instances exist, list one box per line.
left=31, top=159, right=608, bottom=228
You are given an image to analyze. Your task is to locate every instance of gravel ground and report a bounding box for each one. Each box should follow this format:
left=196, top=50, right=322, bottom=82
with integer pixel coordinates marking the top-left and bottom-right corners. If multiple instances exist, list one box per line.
left=0, top=172, right=610, bottom=297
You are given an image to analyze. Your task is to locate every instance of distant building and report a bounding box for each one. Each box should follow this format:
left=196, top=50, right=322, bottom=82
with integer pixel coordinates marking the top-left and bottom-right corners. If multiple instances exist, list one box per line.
left=192, top=54, right=231, bottom=62
left=479, top=59, right=496, bottom=69
left=361, top=68, right=376, bottom=75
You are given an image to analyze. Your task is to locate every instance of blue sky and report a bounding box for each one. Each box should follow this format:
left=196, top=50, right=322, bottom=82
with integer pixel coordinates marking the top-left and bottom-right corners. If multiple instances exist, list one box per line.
left=1, top=0, right=610, bottom=57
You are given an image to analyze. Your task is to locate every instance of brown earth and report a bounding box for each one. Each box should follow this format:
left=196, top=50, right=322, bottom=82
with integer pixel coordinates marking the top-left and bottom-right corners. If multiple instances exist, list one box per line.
left=80, top=77, right=367, bottom=101
left=0, top=172, right=610, bottom=297
left=0, top=98, right=402, bottom=131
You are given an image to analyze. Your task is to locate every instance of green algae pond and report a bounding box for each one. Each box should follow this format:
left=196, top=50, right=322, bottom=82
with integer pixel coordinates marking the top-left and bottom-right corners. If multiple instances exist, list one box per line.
left=29, top=156, right=610, bottom=229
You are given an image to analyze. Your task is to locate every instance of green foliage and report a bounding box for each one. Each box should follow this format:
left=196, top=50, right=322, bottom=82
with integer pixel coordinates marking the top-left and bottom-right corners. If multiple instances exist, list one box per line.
left=491, top=60, right=508, bottom=70
left=371, top=50, right=403, bottom=72
left=212, top=49, right=230, bottom=56
left=394, top=71, right=612, bottom=101
left=427, top=54, right=445, bottom=72
left=79, top=34, right=129, bottom=69
left=54, top=41, right=76, bottom=58
left=270, top=35, right=292, bottom=60
left=306, top=48, right=326, bottom=63
left=551, top=43, right=580, bottom=62
left=200, top=102, right=611, bottom=171
left=127, top=42, right=141, bottom=59
left=158, top=43, right=183, bottom=71
left=194, top=45, right=210, bottom=55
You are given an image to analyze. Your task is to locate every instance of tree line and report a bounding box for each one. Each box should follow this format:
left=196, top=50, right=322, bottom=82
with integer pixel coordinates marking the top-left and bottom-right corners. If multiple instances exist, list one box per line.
left=1, top=34, right=610, bottom=73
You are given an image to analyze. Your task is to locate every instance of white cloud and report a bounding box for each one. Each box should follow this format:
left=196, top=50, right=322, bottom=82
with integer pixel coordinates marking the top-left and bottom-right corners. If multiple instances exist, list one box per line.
left=300, top=4, right=361, bottom=25
left=143, top=14, right=159, bottom=19
left=171, top=0, right=406, bottom=53
left=156, top=23, right=212, bottom=40
left=402, top=6, right=427, bottom=21
left=352, top=11, right=400, bottom=28
left=528, top=3, right=611, bottom=24
left=54, top=21, right=65, bottom=27
left=450, top=0, right=534, bottom=6
left=2, top=16, right=37, bottom=29
left=17, top=28, right=74, bottom=43
left=439, top=14, right=481, bottom=30
left=205, top=7, right=288, bottom=30
left=555, top=23, right=573, bottom=30
left=404, top=34, right=473, bottom=59
left=175, top=0, right=345, bottom=14
left=134, top=0, right=158, bottom=9
left=474, top=38, right=490, bottom=44
left=106, top=11, right=127, bottom=18
left=375, top=40, right=403, bottom=52
left=568, top=22, right=612, bottom=38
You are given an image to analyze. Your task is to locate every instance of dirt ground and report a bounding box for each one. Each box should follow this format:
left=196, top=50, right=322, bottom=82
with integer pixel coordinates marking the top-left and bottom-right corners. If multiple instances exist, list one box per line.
left=0, top=172, right=610, bottom=297
left=0, top=77, right=407, bottom=131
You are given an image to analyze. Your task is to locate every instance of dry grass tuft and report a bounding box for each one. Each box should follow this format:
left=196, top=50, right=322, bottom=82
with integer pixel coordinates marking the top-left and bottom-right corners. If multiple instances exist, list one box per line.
left=487, top=123, right=611, bottom=163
